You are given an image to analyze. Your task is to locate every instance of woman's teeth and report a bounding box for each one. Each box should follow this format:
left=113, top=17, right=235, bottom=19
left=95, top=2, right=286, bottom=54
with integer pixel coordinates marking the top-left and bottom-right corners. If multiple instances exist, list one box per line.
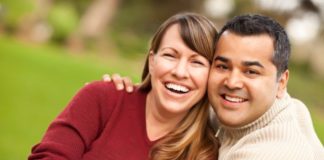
left=165, top=83, right=189, bottom=93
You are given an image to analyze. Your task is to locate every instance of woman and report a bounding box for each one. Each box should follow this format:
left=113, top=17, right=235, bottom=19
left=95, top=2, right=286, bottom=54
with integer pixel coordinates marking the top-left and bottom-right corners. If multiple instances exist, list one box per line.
left=29, top=12, right=218, bottom=160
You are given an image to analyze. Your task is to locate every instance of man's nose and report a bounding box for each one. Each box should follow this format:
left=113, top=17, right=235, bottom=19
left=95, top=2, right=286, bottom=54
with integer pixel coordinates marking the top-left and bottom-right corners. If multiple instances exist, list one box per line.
left=224, top=70, right=243, bottom=89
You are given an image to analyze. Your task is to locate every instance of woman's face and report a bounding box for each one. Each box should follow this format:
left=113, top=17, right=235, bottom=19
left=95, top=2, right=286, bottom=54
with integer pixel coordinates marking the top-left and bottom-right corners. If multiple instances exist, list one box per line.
left=148, top=24, right=210, bottom=116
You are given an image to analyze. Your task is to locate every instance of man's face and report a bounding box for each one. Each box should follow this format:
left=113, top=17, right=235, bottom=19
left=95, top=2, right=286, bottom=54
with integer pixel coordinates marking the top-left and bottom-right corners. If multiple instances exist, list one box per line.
left=208, top=31, right=288, bottom=127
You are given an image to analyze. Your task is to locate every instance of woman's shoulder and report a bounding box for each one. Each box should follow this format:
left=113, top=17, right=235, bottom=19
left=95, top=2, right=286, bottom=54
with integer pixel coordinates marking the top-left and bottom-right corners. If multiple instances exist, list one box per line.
left=83, top=80, right=118, bottom=91
left=68, top=81, right=125, bottom=110
left=80, top=80, right=146, bottom=102
left=78, top=81, right=123, bottom=97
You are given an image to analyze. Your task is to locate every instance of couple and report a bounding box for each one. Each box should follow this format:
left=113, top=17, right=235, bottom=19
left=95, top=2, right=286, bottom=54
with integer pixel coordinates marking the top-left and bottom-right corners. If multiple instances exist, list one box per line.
left=29, top=12, right=324, bottom=159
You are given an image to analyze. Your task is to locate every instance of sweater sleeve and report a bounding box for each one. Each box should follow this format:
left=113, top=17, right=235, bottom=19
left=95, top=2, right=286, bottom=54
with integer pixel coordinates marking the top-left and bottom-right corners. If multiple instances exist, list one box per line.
left=225, top=141, right=314, bottom=160
left=28, top=81, right=116, bottom=160
left=292, top=98, right=323, bottom=147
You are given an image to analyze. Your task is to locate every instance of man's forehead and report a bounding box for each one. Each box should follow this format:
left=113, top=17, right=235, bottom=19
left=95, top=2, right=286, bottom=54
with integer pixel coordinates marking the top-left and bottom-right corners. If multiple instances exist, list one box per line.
left=217, top=31, right=274, bottom=45
left=215, top=32, right=274, bottom=58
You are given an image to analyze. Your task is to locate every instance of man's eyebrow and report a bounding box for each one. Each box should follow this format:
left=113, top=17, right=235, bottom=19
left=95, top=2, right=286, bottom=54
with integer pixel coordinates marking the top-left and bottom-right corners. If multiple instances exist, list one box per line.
left=214, top=56, right=228, bottom=62
left=242, top=61, right=264, bottom=68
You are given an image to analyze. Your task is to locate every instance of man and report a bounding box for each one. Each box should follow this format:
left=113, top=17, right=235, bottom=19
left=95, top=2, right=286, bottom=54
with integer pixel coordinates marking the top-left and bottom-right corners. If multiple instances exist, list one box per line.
left=208, top=14, right=324, bottom=159
left=103, top=14, right=324, bottom=159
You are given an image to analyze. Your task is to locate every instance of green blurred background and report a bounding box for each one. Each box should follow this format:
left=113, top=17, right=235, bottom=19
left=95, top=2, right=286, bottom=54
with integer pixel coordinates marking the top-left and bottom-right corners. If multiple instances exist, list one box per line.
left=0, top=0, right=323, bottom=159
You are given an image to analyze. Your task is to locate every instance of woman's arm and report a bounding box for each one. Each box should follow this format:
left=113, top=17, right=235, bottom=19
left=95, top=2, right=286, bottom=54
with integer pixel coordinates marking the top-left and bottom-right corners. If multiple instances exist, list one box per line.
left=28, top=82, right=110, bottom=160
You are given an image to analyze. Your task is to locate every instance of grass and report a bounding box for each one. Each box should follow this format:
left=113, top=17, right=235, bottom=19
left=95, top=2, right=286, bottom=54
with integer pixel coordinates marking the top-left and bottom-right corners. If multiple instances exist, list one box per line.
left=0, top=35, right=323, bottom=159
left=0, top=36, right=143, bottom=159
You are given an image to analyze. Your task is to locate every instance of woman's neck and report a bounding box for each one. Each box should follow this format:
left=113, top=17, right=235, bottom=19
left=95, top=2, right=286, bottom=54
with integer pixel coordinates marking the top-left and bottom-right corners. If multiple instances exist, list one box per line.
left=145, top=92, right=187, bottom=141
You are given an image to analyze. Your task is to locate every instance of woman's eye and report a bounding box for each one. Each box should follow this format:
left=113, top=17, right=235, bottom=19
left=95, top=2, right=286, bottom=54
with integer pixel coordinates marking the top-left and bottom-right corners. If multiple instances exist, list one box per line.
left=192, top=60, right=204, bottom=66
left=162, top=53, right=175, bottom=58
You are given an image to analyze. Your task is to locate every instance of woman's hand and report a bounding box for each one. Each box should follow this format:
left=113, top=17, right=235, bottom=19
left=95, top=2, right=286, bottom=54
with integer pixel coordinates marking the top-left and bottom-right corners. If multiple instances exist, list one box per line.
left=102, top=74, right=135, bottom=93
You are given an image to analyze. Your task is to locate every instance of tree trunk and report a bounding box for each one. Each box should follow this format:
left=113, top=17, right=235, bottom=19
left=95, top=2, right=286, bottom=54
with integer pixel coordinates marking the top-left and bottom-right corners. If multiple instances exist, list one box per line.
left=79, top=0, right=118, bottom=38
left=16, top=0, right=53, bottom=43
left=67, top=0, right=119, bottom=53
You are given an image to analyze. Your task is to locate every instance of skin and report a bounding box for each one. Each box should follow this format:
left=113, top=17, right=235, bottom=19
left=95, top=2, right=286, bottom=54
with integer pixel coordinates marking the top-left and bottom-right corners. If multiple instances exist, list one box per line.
left=105, top=30, right=289, bottom=129
left=207, top=31, right=288, bottom=128
left=146, top=24, right=211, bottom=140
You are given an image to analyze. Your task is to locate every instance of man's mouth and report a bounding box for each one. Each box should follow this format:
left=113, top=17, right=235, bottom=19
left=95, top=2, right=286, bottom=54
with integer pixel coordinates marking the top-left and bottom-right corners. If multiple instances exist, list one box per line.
left=221, top=94, right=247, bottom=103
left=165, top=83, right=190, bottom=94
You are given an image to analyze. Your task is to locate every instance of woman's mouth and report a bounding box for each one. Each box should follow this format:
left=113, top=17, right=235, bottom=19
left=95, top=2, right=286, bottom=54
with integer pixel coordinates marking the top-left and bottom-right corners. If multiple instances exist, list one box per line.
left=165, top=83, right=190, bottom=94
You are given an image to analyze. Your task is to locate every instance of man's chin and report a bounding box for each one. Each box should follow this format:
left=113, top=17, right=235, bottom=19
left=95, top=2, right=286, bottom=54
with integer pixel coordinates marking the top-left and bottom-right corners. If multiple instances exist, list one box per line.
left=217, top=113, right=246, bottom=128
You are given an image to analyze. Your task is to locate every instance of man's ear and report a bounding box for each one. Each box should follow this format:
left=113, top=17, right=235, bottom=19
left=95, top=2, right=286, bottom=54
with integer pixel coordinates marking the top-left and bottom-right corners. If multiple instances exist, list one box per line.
left=276, top=70, right=289, bottom=98
left=148, top=51, right=155, bottom=73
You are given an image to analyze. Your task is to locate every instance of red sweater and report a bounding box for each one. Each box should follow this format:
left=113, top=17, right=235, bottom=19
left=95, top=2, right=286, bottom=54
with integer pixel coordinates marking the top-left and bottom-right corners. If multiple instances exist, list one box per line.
left=29, top=81, right=154, bottom=160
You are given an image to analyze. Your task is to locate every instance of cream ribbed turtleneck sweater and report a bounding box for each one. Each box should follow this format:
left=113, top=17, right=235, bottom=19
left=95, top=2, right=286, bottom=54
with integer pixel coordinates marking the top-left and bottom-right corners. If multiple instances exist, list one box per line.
left=216, top=93, right=324, bottom=160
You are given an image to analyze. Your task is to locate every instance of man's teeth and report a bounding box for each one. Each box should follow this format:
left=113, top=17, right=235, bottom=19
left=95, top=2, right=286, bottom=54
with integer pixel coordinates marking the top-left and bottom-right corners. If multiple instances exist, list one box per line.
left=225, top=95, right=245, bottom=103
left=166, top=83, right=189, bottom=93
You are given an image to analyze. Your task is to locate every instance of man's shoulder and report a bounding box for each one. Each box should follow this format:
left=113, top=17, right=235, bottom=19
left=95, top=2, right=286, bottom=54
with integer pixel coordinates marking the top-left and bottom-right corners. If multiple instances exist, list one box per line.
left=227, top=140, right=314, bottom=160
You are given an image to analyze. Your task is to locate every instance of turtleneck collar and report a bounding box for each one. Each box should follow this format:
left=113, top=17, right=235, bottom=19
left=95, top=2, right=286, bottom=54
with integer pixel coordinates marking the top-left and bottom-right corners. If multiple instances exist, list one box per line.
left=216, top=93, right=291, bottom=139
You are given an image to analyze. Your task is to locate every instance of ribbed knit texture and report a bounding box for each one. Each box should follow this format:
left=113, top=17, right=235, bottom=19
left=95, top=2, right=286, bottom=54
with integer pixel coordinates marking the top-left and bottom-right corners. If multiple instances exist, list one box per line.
left=217, top=93, right=324, bottom=160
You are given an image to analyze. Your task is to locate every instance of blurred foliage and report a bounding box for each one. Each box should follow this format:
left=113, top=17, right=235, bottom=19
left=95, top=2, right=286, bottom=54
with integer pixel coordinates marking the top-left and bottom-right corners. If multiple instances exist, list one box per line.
left=288, top=62, right=324, bottom=139
left=108, top=0, right=204, bottom=57
left=109, top=30, right=150, bottom=58
left=230, top=0, right=256, bottom=16
left=0, top=0, right=35, bottom=31
left=48, top=2, right=79, bottom=42
left=112, top=0, right=202, bottom=34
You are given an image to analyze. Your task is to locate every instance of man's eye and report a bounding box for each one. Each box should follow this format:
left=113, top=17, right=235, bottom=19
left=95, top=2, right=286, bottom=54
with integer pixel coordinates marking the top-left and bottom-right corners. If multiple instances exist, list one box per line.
left=216, top=64, right=228, bottom=70
left=245, top=69, right=259, bottom=75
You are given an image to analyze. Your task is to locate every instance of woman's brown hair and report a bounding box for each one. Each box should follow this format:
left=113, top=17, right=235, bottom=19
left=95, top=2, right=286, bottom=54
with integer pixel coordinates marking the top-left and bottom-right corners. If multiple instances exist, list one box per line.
left=139, top=12, right=219, bottom=160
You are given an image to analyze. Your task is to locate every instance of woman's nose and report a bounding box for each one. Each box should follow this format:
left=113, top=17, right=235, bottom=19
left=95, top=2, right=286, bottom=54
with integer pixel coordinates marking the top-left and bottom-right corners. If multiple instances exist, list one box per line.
left=171, top=59, right=189, bottom=79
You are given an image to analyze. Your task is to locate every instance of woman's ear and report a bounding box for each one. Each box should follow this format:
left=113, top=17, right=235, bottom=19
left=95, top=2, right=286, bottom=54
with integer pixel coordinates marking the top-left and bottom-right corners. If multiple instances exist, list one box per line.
left=148, top=51, right=155, bottom=73
left=276, top=70, right=289, bottom=98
